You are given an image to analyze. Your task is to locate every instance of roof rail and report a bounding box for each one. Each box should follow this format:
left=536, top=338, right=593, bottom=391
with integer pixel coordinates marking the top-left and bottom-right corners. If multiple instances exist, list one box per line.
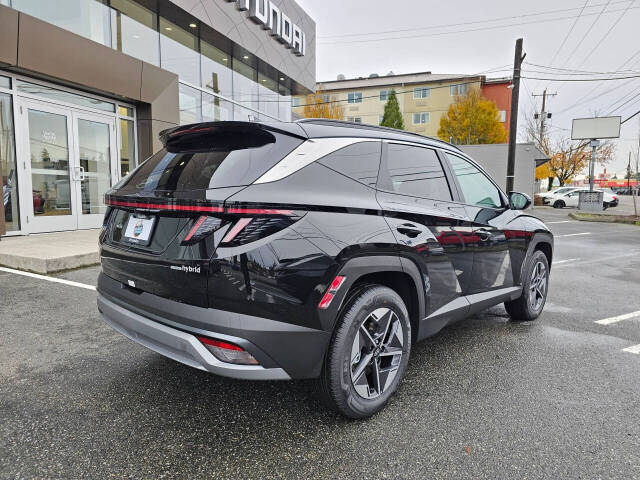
left=296, top=118, right=460, bottom=151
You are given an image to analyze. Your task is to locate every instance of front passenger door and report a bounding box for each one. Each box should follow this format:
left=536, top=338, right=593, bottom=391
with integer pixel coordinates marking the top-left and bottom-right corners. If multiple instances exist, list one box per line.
left=443, top=152, right=514, bottom=294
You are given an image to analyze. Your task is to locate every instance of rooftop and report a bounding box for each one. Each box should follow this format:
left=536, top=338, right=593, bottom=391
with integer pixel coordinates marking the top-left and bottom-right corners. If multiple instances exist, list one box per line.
left=317, top=71, right=484, bottom=91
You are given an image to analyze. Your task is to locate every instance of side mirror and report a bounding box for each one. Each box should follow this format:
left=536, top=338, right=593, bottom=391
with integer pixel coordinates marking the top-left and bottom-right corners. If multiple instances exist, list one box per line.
left=509, top=192, right=531, bottom=210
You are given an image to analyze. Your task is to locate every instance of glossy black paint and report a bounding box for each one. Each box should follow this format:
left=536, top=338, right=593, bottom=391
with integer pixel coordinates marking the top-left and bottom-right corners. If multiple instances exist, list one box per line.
left=98, top=119, right=554, bottom=379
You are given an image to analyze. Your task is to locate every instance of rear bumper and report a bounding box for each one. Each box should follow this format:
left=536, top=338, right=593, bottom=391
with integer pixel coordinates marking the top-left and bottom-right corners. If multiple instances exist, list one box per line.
left=97, top=273, right=330, bottom=379
left=98, top=293, right=291, bottom=380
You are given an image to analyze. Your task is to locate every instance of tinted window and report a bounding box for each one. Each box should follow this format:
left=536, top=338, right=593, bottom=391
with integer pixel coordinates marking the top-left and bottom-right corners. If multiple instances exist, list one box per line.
left=319, top=142, right=381, bottom=186
left=115, top=132, right=302, bottom=193
left=384, top=144, right=452, bottom=200
left=445, top=153, right=503, bottom=208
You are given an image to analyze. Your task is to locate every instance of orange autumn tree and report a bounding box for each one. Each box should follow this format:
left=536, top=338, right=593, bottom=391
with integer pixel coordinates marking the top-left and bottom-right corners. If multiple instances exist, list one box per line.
left=548, top=139, right=614, bottom=186
left=302, top=88, right=344, bottom=119
left=438, top=87, right=507, bottom=144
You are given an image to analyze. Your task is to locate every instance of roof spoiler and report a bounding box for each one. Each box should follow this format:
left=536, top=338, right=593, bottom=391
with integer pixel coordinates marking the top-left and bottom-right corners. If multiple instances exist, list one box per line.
left=159, top=121, right=307, bottom=152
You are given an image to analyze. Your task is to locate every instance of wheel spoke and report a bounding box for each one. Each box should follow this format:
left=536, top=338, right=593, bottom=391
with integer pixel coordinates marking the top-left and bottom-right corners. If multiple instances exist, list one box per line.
left=379, top=346, right=403, bottom=357
left=377, top=364, right=399, bottom=394
left=376, top=309, right=394, bottom=345
left=359, top=325, right=377, bottom=349
left=371, top=359, right=382, bottom=395
left=351, top=352, right=373, bottom=384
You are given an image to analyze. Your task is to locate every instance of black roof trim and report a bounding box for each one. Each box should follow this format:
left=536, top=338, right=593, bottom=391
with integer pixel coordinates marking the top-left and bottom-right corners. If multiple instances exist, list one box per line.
left=296, top=119, right=461, bottom=151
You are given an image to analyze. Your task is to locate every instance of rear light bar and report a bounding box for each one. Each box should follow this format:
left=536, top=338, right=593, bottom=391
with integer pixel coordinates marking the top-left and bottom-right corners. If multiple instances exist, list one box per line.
left=198, top=336, right=259, bottom=365
left=222, top=218, right=253, bottom=243
left=318, top=275, right=346, bottom=310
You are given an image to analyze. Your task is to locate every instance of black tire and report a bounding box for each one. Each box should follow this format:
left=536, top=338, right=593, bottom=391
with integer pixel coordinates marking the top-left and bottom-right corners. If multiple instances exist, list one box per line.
left=319, top=285, right=411, bottom=419
left=553, top=200, right=565, bottom=209
left=505, top=250, right=549, bottom=322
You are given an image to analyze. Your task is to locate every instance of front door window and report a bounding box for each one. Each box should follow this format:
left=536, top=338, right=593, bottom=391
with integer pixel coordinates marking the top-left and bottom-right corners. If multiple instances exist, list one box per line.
left=28, top=109, right=72, bottom=217
left=77, top=118, right=111, bottom=215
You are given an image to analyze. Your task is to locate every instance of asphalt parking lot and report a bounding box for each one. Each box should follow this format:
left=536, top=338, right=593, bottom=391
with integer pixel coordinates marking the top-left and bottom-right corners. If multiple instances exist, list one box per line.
left=2, top=207, right=640, bottom=479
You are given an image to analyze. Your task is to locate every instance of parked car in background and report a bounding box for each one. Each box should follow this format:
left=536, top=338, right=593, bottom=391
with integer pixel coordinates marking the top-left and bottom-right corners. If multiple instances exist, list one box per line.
left=549, top=188, right=618, bottom=210
left=538, top=187, right=579, bottom=205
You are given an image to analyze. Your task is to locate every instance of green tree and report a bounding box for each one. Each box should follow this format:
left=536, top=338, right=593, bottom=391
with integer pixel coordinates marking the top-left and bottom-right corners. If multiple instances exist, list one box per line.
left=380, top=89, right=405, bottom=130
left=438, top=87, right=507, bottom=144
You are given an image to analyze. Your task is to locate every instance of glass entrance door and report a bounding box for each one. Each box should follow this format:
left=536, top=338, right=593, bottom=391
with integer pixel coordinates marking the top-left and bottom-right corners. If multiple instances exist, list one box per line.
left=18, top=99, right=117, bottom=233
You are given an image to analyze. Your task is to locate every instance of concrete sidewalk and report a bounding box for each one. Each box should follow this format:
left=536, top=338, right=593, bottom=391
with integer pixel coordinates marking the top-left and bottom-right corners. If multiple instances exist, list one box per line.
left=0, top=230, right=100, bottom=274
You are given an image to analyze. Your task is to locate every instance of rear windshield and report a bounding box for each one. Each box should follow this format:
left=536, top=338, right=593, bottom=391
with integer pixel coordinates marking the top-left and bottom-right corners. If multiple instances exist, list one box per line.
left=115, top=131, right=302, bottom=194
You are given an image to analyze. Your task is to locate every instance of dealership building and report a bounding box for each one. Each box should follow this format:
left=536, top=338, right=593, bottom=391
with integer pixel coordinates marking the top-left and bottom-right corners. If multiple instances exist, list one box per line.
left=0, top=0, right=316, bottom=236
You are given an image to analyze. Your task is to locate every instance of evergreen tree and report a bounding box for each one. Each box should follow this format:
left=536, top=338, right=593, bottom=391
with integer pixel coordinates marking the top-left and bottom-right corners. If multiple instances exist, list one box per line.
left=380, top=90, right=405, bottom=130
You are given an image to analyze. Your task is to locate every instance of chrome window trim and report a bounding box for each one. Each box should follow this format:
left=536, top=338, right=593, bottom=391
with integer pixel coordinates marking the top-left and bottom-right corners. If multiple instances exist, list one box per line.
left=254, top=137, right=381, bottom=184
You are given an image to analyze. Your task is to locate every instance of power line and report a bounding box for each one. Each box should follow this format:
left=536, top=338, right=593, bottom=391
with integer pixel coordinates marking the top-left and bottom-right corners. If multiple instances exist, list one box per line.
left=622, top=108, right=640, bottom=123
left=613, top=91, right=640, bottom=114
left=547, top=0, right=590, bottom=66
left=318, top=0, right=631, bottom=39
left=525, top=62, right=640, bottom=74
left=522, top=74, right=640, bottom=81
left=317, top=4, right=640, bottom=45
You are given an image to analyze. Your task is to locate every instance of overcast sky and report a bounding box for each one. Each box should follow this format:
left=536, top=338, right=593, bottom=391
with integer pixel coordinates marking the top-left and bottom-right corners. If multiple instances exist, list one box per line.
left=296, top=0, right=640, bottom=176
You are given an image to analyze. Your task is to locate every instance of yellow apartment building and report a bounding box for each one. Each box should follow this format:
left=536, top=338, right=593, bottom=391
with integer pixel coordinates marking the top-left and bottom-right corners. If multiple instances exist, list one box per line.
left=292, top=72, right=485, bottom=137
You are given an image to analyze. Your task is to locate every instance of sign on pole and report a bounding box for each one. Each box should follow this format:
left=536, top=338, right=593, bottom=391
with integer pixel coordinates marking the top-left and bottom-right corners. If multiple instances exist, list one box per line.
left=571, top=116, right=621, bottom=140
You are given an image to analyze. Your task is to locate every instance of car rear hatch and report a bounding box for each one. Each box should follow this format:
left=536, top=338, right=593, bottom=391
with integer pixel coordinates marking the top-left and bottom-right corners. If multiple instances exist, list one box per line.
left=100, top=121, right=307, bottom=307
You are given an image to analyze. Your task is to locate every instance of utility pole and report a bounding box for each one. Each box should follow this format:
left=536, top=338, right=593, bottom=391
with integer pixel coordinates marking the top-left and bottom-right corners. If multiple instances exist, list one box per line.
left=506, top=38, right=526, bottom=194
left=532, top=89, right=557, bottom=142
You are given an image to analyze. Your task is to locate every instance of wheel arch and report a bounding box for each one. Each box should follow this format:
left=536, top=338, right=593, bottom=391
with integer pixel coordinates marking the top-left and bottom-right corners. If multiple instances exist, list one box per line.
left=321, top=255, right=425, bottom=340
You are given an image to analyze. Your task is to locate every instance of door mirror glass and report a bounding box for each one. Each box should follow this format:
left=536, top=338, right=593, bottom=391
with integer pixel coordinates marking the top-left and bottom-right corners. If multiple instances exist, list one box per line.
left=509, top=192, right=531, bottom=210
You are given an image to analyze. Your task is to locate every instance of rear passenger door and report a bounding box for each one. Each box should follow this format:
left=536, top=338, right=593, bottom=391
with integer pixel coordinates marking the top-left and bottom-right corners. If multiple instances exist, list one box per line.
left=376, top=141, right=476, bottom=316
left=442, top=151, right=514, bottom=295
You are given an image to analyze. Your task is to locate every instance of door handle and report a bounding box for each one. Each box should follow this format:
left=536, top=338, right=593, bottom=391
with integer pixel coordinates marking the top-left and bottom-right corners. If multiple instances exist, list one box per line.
left=79, top=166, right=86, bottom=182
left=396, top=224, right=423, bottom=238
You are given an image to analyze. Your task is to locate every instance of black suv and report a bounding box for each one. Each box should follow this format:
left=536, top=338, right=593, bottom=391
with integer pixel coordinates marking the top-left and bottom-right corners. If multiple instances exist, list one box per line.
left=98, top=120, right=553, bottom=418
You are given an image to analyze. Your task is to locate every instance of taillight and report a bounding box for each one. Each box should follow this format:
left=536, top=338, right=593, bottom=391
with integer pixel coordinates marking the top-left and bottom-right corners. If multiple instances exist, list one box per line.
left=182, top=216, right=223, bottom=245
left=318, top=275, right=346, bottom=309
left=198, top=336, right=259, bottom=365
left=219, top=208, right=302, bottom=247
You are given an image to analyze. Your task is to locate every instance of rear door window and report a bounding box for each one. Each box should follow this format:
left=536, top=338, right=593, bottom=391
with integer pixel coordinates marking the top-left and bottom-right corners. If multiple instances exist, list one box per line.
left=115, top=131, right=302, bottom=194
left=381, top=143, right=452, bottom=200
left=318, top=141, right=381, bottom=186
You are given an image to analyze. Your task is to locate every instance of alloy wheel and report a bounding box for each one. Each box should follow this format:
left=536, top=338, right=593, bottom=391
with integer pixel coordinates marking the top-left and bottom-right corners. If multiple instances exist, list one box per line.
left=350, top=307, right=404, bottom=399
left=529, top=261, right=547, bottom=311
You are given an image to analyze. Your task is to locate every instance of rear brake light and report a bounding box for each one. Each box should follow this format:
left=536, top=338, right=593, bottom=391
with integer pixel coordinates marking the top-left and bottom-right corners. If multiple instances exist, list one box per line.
left=198, top=336, right=258, bottom=365
left=222, top=218, right=253, bottom=243
left=226, top=208, right=294, bottom=215
left=182, top=216, right=223, bottom=245
left=318, top=275, right=346, bottom=310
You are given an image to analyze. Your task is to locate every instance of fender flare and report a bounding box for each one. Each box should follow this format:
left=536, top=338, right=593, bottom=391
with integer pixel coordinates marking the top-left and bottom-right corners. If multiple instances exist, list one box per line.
left=316, top=255, right=426, bottom=332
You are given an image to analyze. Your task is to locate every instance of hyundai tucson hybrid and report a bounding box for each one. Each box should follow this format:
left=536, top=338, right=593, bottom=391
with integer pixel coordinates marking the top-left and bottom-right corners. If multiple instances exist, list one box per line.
left=97, top=119, right=553, bottom=418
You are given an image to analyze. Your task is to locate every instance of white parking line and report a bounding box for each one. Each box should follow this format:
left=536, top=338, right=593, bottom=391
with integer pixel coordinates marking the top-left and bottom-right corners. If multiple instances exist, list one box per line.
left=595, top=311, right=640, bottom=325
left=547, top=220, right=575, bottom=224
left=554, top=258, right=580, bottom=264
left=622, top=344, right=640, bottom=355
left=555, top=232, right=591, bottom=238
left=0, top=266, right=96, bottom=291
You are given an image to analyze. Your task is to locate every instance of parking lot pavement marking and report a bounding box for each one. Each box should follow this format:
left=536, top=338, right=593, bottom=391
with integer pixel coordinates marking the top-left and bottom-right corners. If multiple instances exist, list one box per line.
left=555, top=232, right=591, bottom=238
left=595, top=310, right=640, bottom=325
left=546, top=220, right=575, bottom=224
left=622, top=344, right=640, bottom=355
left=553, top=251, right=640, bottom=268
left=0, top=266, right=96, bottom=291
left=554, top=258, right=580, bottom=264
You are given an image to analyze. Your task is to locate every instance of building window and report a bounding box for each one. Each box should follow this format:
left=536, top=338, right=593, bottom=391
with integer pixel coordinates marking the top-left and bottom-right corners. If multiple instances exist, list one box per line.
left=413, top=87, right=430, bottom=99
left=0, top=91, right=19, bottom=232
left=200, top=40, right=232, bottom=97
left=119, top=118, right=135, bottom=178
left=160, top=18, right=201, bottom=86
left=110, top=0, right=160, bottom=66
left=346, top=117, right=362, bottom=123
left=450, top=83, right=468, bottom=96
left=292, top=97, right=301, bottom=107
left=347, top=92, right=362, bottom=104
left=379, top=115, right=384, bottom=125
left=380, top=90, right=389, bottom=101
left=499, top=110, right=507, bottom=122
left=321, top=94, right=330, bottom=103
left=413, top=112, right=430, bottom=125
left=232, top=58, right=259, bottom=113
left=179, top=83, right=202, bottom=125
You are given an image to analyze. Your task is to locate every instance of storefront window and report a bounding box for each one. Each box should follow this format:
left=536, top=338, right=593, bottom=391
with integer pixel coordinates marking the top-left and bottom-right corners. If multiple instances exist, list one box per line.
left=202, top=92, right=232, bottom=122
left=12, top=0, right=111, bottom=47
left=119, top=118, right=135, bottom=177
left=179, top=83, right=201, bottom=125
left=201, top=41, right=233, bottom=98
left=16, top=81, right=115, bottom=113
left=232, top=59, right=259, bottom=113
left=278, top=84, right=292, bottom=122
left=0, top=93, right=19, bottom=232
left=160, top=18, right=200, bottom=86
left=258, top=72, right=279, bottom=120
left=110, top=0, right=160, bottom=66
left=0, top=76, right=10, bottom=89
